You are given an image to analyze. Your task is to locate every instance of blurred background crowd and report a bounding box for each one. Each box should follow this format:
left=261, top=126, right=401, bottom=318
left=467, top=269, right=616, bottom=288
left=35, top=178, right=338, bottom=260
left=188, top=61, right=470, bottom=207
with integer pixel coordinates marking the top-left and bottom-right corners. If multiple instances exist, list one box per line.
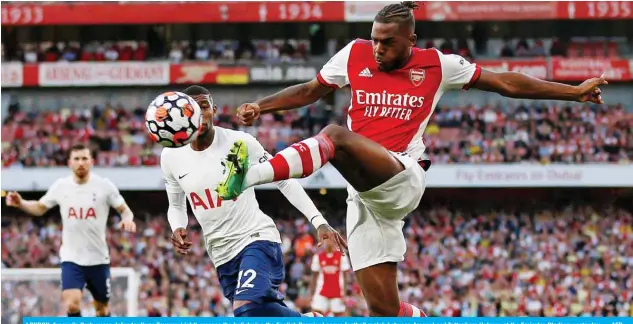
left=2, top=101, right=632, bottom=168
left=2, top=0, right=633, bottom=321
left=2, top=190, right=633, bottom=321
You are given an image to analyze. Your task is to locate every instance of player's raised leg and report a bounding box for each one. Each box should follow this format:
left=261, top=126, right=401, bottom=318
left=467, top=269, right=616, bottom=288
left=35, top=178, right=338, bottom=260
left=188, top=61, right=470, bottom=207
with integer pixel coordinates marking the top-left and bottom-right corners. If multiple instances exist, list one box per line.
left=61, top=262, right=86, bottom=317
left=218, top=124, right=405, bottom=198
left=217, top=125, right=425, bottom=317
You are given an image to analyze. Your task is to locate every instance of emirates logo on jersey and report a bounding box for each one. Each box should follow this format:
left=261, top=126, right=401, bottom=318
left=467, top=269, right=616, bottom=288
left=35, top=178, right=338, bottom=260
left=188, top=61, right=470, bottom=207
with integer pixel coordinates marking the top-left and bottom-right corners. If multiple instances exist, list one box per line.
left=409, top=69, right=426, bottom=87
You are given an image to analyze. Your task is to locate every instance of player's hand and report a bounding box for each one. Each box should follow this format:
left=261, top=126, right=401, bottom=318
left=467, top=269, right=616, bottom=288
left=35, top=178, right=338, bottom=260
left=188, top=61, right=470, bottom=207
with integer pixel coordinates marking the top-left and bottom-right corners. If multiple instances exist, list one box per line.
left=236, top=103, right=261, bottom=126
left=117, top=219, right=136, bottom=233
left=171, top=227, right=193, bottom=255
left=576, top=74, right=608, bottom=104
left=317, top=224, right=348, bottom=255
left=5, top=191, right=23, bottom=208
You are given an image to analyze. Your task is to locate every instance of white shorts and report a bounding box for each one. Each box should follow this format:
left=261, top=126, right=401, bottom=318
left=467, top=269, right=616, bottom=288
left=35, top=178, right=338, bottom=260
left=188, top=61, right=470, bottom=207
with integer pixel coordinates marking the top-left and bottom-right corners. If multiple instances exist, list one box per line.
left=346, top=152, right=426, bottom=271
left=311, top=294, right=346, bottom=313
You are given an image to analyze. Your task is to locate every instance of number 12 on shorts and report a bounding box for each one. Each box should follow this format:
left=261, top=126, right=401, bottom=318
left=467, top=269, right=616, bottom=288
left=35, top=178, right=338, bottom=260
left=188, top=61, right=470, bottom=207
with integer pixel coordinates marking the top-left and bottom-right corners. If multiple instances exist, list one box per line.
left=236, top=269, right=256, bottom=294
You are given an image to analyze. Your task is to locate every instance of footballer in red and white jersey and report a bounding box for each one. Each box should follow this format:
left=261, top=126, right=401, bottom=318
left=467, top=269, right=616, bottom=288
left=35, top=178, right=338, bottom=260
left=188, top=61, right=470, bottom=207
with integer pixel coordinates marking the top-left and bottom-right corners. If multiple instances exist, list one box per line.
left=227, top=2, right=606, bottom=317
left=317, top=38, right=480, bottom=162
left=309, top=240, right=351, bottom=316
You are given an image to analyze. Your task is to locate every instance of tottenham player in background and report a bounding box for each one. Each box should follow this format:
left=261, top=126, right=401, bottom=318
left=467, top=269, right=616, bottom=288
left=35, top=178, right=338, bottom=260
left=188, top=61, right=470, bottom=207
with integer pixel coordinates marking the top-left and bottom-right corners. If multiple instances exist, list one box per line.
left=160, top=85, right=346, bottom=317
left=6, top=144, right=136, bottom=317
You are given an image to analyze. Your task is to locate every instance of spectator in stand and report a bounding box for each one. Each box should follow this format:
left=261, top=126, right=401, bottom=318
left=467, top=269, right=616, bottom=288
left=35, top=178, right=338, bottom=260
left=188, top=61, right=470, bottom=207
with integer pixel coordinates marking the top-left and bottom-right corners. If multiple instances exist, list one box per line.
left=456, top=39, right=474, bottom=61
left=439, top=39, right=454, bottom=54
left=550, top=38, right=566, bottom=56
left=500, top=40, right=515, bottom=57
left=531, top=39, right=547, bottom=57
left=515, top=39, right=531, bottom=57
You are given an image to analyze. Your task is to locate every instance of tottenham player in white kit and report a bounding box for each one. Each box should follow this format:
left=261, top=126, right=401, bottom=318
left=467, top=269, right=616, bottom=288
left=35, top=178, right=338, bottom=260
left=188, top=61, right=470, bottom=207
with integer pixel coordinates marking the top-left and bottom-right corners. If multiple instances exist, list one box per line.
left=6, top=144, right=136, bottom=317
left=160, top=85, right=346, bottom=317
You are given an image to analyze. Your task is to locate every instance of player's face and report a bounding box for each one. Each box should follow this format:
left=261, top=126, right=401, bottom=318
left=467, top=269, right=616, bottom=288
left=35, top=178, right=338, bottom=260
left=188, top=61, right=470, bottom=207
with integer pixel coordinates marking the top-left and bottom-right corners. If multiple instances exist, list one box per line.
left=371, top=22, right=416, bottom=72
left=192, top=94, right=216, bottom=135
left=68, top=149, right=93, bottom=178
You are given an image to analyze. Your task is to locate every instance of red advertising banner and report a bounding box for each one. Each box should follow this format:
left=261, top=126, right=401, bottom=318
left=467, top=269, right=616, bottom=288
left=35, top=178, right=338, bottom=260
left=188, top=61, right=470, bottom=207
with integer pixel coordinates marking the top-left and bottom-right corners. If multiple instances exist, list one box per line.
left=551, top=58, right=632, bottom=81
left=424, top=1, right=558, bottom=21
left=476, top=59, right=549, bottom=80
left=38, top=62, right=170, bottom=87
left=2, top=1, right=632, bottom=25
left=0, top=2, right=345, bottom=26
left=557, top=1, right=632, bottom=20
left=170, top=63, right=249, bottom=85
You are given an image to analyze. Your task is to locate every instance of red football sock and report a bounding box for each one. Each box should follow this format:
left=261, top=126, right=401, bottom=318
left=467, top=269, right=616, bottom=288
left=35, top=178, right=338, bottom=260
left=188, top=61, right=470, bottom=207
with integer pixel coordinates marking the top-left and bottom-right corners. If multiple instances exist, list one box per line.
left=398, top=302, right=427, bottom=317
left=244, top=134, right=335, bottom=187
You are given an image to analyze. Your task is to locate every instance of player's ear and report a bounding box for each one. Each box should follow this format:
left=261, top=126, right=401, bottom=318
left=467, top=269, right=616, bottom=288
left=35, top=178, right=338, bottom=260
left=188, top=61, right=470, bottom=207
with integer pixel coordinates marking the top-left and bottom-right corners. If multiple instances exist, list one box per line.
left=213, top=105, right=218, bottom=116
left=409, top=33, right=417, bottom=48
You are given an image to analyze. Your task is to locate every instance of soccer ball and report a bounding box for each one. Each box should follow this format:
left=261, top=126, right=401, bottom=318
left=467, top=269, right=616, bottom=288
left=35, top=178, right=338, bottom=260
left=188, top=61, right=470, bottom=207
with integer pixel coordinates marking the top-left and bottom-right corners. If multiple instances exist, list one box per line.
left=145, top=91, right=203, bottom=148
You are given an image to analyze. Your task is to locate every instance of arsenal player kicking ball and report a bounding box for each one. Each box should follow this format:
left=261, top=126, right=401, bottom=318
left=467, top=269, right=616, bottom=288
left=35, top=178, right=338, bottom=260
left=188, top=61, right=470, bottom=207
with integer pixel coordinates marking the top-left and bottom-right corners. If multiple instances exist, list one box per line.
left=218, top=1, right=608, bottom=317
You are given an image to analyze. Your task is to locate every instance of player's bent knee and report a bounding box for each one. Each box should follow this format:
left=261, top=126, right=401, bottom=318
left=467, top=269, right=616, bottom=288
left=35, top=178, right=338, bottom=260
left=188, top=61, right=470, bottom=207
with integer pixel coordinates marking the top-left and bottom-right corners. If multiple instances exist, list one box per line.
left=319, top=124, right=348, bottom=146
left=94, top=301, right=110, bottom=317
left=62, top=289, right=82, bottom=312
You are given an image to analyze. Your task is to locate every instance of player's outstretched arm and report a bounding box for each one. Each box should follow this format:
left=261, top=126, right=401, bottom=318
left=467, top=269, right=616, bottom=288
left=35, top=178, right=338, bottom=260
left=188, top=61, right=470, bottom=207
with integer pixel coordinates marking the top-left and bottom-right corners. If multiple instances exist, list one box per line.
left=472, top=69, right=607, bottom=103
left=5, top=191, right=50, bottom=216
left=237, top=79, right=334, bottom=126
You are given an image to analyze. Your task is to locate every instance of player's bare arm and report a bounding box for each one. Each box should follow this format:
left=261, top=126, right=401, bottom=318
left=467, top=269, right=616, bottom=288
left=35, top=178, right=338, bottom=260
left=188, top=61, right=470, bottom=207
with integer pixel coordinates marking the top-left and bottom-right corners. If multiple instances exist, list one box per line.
left=5, top=191, right=49, bottom=216
left=114, top=204, right=136, bottom=233
left=472, top=69, right=607, bottom=103
left=237, top=79, right=334, bottom=126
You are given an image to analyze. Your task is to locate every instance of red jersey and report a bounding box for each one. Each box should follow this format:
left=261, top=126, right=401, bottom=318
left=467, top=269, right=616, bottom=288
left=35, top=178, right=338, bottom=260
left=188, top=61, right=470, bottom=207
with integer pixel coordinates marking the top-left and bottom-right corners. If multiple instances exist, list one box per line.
left=311, top=251, right=350, bottom=299
left=317, top=39, right=481, bottom=161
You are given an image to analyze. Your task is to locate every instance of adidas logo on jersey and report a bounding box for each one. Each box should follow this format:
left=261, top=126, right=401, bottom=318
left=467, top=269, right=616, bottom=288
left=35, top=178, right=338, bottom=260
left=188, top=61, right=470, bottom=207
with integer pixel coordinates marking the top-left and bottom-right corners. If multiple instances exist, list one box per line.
left=359, top=68, right=373, bottom=78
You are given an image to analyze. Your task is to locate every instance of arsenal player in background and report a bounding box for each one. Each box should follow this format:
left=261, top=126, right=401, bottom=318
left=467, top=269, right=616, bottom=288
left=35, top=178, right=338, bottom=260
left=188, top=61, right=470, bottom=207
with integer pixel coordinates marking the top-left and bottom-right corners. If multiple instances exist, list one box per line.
left=219, top=1, right=608, bottom=317
left=309, top=238, right=351, bottom=316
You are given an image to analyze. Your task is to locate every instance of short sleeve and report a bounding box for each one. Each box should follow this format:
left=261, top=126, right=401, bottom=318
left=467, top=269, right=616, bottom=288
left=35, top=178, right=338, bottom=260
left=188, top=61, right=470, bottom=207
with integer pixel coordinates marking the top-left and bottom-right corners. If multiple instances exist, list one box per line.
left=243, top=133, right=273, bottom=166
left=160, top=150, right=184, bottom=195
left=311, top=254, right=321, bottom=272
left=341, top=254, right=351, bottom=272
left=437, top=49, right=481, bottom=90
left=104, top=178, right=126, bottom=208
left=316, top=40, right=354, bottom=89
left=39, top=180, right=60, bottom=209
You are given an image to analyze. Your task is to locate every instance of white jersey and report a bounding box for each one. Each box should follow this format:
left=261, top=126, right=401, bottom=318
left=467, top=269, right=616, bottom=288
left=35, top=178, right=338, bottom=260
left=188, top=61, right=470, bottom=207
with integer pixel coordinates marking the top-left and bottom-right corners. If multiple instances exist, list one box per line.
left=39, top=173, right=125, bottom=266
left=161, top=127, right=282, bottom=267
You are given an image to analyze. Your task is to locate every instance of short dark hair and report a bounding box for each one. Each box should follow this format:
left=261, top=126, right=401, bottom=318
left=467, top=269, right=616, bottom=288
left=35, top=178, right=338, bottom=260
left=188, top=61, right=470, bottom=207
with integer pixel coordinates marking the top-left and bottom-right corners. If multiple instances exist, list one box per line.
left=375, top=1, right=420, bottom=29
left=68, top=143, right=91, bottom=159
left=183, top=85, right=211, bottom=96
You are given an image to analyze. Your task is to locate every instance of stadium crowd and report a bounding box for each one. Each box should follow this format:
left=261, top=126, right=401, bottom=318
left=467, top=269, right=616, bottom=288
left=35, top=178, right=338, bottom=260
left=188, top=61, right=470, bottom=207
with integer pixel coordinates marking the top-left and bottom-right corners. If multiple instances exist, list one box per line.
left=2, top=195, right=632, bottom=320
left=2, top=101, right=632, bottom=168
left=2, top=36, right=625, bottom=64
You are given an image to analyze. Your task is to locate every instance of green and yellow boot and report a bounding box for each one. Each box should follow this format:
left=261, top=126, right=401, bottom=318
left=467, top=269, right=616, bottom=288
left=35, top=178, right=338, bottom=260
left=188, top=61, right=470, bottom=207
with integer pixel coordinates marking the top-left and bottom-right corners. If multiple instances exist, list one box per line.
left=216, top=140, right=249, bottom=200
